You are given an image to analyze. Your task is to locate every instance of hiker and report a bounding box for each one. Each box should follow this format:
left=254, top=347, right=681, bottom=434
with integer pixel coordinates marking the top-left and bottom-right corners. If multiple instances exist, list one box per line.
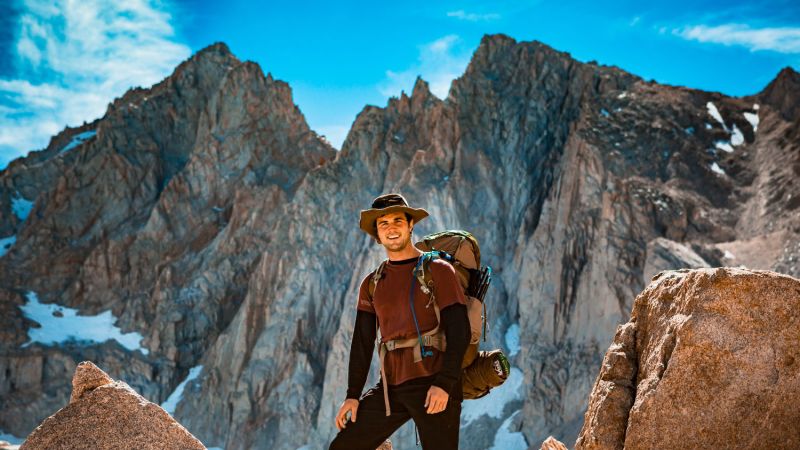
left=329, top=193, right=471, bottom=450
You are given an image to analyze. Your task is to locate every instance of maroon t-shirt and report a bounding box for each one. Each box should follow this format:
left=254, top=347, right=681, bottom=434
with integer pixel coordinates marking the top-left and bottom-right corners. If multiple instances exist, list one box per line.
left=357, top=256, right=466, bottom=385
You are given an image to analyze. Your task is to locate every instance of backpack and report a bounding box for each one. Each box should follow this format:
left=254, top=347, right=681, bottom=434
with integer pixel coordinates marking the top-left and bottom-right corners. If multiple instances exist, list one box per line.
left=366, top=230, right=510, bottom=415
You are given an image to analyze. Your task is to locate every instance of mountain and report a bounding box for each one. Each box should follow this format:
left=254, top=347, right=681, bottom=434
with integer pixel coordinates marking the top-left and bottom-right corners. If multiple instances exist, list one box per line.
left=1, top=34, right=798, bottom=449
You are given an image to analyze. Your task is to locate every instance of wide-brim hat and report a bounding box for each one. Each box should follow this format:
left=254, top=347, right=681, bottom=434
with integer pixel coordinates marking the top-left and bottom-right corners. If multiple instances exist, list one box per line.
left=359, top=193, right=429, bottom=241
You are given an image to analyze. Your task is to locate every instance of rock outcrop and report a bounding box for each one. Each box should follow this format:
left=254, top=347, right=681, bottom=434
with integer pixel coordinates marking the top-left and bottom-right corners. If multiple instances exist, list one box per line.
left=20, top=361, right=204, bottom=450
left=576, top=268, right=800, bottom=449
left=1, top=34, right=799, bottom=449
left=541, top=436, right=569, bottom=449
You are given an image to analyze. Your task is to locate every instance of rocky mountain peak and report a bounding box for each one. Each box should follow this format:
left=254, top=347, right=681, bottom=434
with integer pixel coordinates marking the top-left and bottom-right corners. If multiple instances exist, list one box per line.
left=758, top=66, right=800, bottom=121
left=411, top=76, right=432, bottom=99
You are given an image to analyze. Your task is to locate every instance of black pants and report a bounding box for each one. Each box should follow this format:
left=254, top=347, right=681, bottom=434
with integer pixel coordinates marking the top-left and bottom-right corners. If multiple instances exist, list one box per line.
left=329, top=377, right=462, bottom=450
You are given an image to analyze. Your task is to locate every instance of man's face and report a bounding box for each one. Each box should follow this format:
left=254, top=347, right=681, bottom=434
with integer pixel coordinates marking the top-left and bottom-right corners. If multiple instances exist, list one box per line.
left=375, top=212, right=414, bottom=252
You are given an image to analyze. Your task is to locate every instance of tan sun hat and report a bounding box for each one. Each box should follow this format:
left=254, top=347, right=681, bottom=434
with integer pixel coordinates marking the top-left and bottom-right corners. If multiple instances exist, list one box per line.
left=359, top=193, right=429, bottom=241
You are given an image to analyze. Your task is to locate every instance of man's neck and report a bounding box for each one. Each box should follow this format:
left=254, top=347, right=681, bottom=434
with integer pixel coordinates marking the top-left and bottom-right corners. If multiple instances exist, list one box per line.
left=385, top=246, right=422, bottom=261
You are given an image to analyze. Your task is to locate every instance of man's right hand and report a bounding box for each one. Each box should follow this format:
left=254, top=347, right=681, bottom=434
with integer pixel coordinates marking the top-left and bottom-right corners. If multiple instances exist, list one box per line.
left=335, top=398, right=360, bottom=431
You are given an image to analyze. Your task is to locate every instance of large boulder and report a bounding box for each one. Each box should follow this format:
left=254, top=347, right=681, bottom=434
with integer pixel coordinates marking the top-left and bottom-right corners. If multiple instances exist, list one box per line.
left=20, top=361, right=204, bottom=450
left=576, top=267, right=800, bottom=449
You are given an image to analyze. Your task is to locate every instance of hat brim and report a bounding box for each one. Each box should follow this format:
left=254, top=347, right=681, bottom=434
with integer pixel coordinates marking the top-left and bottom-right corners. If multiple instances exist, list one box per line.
left=359, top=205, right=429, bottom=241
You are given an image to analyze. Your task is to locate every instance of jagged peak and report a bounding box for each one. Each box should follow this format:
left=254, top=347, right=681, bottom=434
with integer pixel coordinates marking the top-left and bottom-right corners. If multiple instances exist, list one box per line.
left=479, top=33, right=518, bottom=48
left=761, top=66, right=800, bottom=94
left=194, top=42, right=233, bottom=59
left=758, top=65, right=800, bottom=120
left=411, top=76, right=431, bottom=98
left=464, top=33, right=579, bottom=79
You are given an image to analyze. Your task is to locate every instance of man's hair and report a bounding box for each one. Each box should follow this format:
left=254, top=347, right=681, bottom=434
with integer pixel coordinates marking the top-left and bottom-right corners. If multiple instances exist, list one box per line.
left=375, top=212, right=413, bottom=226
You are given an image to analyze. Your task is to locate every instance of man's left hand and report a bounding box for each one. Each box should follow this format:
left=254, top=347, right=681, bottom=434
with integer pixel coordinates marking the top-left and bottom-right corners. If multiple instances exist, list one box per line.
left=424, top=385, right=449, bottom=414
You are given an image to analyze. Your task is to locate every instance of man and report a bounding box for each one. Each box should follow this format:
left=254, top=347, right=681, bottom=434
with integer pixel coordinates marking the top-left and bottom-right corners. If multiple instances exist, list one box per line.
left=329, top=193, right=471, bottom=450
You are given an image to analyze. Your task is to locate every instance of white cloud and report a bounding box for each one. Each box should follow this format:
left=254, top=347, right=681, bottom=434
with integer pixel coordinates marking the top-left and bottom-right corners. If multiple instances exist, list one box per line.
left=379, top=34, right=472, bottom=100
left=0, top=0, right=191, bottom=168
left=447, top=10, right=501, bottom=22
left=674, top=24, right=800, bottom=53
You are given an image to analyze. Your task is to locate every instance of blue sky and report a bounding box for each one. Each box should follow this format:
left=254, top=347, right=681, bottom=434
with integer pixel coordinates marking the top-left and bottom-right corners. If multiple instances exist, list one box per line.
left=1, top=0, right=799, bottom=170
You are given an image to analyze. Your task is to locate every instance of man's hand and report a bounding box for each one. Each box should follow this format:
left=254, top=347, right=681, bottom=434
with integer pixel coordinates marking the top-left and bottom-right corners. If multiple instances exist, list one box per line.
left=424, top=385, right=449, bottom=414
left=335, top=398, right=360, bottom=431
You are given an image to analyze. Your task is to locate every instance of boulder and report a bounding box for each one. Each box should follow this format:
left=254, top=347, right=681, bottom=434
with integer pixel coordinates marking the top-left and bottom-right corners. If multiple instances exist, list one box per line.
left=20, top=361, right=204, bottom=450
left=576, top=268, right=800, bottom=449
left=541, top=436, right=568, bottom=449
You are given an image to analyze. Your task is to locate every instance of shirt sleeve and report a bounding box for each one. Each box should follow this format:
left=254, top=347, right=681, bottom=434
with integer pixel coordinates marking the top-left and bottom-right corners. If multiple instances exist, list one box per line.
left=429, top=259, right=467, bottom=310
left=432, top=303, right=470, bottom=395
left=357, top=272, right=376, bottom=313
left=346, top=309, right=377, bottom=400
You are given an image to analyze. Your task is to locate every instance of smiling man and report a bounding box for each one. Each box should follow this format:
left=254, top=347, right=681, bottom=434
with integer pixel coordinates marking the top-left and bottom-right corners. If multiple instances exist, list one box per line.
left=329, top=193, right=471, bottom=450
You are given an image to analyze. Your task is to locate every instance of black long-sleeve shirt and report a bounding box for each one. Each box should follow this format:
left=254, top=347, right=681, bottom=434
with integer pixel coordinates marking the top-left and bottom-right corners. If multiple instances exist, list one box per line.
left=346, top=303, right=471, bottom=400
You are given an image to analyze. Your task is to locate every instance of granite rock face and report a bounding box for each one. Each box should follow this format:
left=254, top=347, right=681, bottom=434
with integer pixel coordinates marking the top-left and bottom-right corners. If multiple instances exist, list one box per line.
left=576, top=268, right=800, bottom=449
left=20, top=361, right=204, bottom=450
left=1, top=34, right=799, bottom=448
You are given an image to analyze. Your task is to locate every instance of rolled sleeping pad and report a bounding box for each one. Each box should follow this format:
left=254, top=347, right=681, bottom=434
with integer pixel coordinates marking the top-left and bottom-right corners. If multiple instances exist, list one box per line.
left=462, top=349, right=510, bottom=400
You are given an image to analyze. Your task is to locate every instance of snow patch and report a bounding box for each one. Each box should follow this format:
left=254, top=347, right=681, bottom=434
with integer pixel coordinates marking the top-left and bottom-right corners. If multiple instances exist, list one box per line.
left=753, top=103, right=760, bottom=110
left=20, top=291, right=148, bottom=354
left=60, top=130, right=97, bottom=153
left=505, top=324, right=520, bottom=357
left=489, top=410, right=527, bottom=450
left=710, top=162, right=726, bottom=175
left=706, top=102, right=727, bottom=130
left=0, top=430, right=24, bottom=445
left=730, top=124, right=744, bottom=146
left=715, top=141, right=734, bottom=153
left=744, top=112, right=759, bottom=133
left=0, top=235, right=16, bottom=257
left=161, top=365, right=203, bottom=415
left=461, top=367, right=524, bottom=424
left=617, top=92, right=628, bottom=99
left=600, top=108, right=610, bottom=117
left=705, top=123, right=712, bottom=130
left=724, top=250, right=735, bottom=259
left=11, top=192, right=34, bottom=222
left=684, top=127, right=695, bottom=135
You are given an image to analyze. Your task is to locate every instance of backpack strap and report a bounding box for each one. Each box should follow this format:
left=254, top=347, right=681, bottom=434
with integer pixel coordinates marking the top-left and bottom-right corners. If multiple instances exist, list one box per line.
left=368, top=259, right=388, bottom=301
left=366, top=259, right=390, bottom=414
